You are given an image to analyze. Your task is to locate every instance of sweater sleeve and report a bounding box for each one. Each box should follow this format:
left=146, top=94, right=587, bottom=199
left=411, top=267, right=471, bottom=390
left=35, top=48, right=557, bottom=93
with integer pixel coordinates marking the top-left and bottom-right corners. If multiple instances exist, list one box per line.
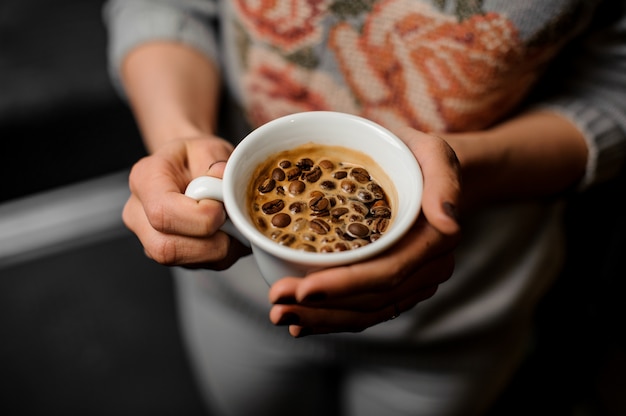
left=102, top=0, right=221, bottom=98
left=534, top=1, right=626, bottom=190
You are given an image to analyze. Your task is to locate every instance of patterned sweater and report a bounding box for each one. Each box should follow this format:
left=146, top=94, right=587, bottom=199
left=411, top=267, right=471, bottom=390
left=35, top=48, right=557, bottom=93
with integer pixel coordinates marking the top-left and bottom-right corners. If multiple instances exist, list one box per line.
left=104, top=0, right=626, bottom=344
left=105, top=0, right=626, bottom=189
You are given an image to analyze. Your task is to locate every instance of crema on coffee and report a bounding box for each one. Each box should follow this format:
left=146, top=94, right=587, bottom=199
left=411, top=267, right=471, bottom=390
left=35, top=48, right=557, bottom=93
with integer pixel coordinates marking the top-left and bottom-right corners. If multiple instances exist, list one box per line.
left=248, top=143, right=395, bottom=253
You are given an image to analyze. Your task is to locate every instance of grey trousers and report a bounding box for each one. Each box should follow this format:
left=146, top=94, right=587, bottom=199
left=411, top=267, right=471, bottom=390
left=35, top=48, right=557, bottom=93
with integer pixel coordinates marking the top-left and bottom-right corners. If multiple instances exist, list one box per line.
left=172, top=258, right=528, bottom=416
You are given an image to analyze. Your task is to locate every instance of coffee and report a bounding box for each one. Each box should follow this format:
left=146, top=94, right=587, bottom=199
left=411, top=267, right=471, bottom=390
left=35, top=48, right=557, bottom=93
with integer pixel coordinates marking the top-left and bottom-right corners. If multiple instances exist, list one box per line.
left=248, top=143, right=395, bottom=253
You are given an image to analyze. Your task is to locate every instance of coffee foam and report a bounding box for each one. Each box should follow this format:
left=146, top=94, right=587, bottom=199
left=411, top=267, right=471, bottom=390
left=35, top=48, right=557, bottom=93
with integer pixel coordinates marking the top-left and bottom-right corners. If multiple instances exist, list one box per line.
left=247, top=143, right=396, bottom=253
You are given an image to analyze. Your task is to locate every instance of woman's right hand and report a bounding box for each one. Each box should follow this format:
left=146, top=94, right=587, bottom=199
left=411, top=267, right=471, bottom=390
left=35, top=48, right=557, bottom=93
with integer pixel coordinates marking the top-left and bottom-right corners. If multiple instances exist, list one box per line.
left=122, top=135, right=252, bottom=270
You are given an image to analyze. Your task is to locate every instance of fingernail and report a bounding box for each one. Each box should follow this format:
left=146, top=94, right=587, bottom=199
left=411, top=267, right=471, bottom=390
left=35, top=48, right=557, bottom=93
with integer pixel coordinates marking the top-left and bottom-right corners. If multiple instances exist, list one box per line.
left=303, top=292, right=326, bottom=303
left=277, top=312, right=300, bottom=326
left=442, top=201, right=458, bottom=222
left=207, top=160, right=227, bottom=174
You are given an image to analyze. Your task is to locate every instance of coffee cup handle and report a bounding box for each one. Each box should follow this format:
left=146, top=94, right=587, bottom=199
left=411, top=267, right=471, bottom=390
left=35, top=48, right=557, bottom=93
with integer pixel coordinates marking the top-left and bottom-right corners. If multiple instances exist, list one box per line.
left=184, top=176, right=251, bottom=248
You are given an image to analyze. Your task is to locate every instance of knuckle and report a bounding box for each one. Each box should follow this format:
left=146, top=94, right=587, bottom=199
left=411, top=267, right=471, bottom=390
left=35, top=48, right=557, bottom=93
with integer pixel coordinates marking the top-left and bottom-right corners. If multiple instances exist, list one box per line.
left=209, top=234, right=231, bottom=260
left=127, top=157, right=149, bottom=187
left=147, top=236, right=180, bottom=266
left=196, top=203, right=224, bottom=235
left=144, top=203, right=169, bottom=233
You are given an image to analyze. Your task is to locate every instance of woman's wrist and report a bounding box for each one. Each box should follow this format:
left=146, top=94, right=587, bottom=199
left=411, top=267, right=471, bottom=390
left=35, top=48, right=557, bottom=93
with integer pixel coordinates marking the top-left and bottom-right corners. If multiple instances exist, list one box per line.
left=442, top=110, right=588, bottom=210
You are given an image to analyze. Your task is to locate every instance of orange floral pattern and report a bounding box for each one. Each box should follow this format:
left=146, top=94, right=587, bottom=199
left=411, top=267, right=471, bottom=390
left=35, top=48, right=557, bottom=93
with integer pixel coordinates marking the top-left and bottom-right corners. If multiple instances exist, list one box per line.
left=242, top=47, right=358, bottom=128
left=331, top=0, right=537, bottom=132
left=233, top=0, right=330, bottom=52
left=235, top=0, right=553, bottom=131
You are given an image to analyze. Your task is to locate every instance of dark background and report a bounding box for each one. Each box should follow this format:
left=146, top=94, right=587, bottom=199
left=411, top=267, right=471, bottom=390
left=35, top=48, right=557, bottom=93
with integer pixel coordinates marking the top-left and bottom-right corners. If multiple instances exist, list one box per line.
left=0, top=0, right=145, bottom=202
left=1, top=1, right=208, bottom=415
left=0, top=1, right=624, bottom=415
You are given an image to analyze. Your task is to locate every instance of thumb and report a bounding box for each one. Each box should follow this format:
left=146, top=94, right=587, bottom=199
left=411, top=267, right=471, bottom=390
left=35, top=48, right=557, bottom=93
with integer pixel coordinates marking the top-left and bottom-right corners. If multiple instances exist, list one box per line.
left=394, top=126, right=461, bottom=236
left=206, top=160, right=228, bottom=178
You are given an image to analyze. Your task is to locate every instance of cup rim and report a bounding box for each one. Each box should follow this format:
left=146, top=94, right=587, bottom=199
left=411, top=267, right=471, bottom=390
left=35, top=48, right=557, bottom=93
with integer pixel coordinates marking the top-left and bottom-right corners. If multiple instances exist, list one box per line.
left=223, top=111, right=423, bottom=268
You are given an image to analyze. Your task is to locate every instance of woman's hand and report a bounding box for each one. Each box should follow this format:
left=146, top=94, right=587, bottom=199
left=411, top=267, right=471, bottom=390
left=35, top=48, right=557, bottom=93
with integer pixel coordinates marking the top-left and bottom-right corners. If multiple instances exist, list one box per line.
left=268, top=128, right=462, bottom=336
left=122, top=135, right=251, bottom=270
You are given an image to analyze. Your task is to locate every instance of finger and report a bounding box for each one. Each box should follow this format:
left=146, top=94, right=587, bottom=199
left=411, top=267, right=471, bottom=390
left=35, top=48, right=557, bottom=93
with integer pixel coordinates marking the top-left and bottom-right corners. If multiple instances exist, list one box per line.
left=183, top=136, right=234, bottom=177
left=183, top=235, right=252, bottom=271
left=267, top=277, right=300, bottom=305
left=395, top=126, right=461, bottom=236
left=206, top=160, right=227, bottom=177
left=283, top=251, right=454, bottom=312
left=123, top=193, right=236, bottom=266
left=128, top=156, right=227, bottom=237
left=271, top=284, right=440, bottom=336
left=277, top=218, right=451, bottom=301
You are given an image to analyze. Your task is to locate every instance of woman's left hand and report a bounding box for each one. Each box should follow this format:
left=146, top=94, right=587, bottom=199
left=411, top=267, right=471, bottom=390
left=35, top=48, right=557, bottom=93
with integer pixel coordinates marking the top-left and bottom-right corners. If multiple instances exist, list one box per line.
left=268, top=128, right=462, bottom=337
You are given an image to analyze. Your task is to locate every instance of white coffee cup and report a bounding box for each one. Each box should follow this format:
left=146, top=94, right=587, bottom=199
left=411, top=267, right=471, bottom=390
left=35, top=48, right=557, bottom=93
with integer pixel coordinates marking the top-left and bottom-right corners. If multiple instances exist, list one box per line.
left=185, top=111, right=423, bottom=285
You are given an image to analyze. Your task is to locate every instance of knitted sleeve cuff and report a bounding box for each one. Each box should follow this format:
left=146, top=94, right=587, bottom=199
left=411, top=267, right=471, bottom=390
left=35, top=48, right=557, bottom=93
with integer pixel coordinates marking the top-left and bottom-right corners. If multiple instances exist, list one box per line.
left=103, top=0, right=220, bottom=99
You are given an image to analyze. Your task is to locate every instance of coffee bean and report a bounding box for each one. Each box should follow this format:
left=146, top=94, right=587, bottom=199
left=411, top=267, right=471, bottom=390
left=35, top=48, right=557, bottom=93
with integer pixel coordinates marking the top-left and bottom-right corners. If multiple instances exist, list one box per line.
left=296, top=243, right=317, bottom=252
left=311, top=210, right=330, bottom=217
left=334, top=242, right=349, bottom=251
left=370, top=201, right=391, bottom=218
left=330, top=207, right=349, bottom=218
left=341, top=180, right=357, bottom=193
left=348, top=200, right=369, bottom=216
left=271, top=213, right=291, bottom=228
left=286, top=167, right=301, bottom=180
left=257, top=178, right=275, bottom=193
left=367, top=182, right=385, bottom=199
left=277, top=233, right=296, bottom=246
left=350, top=167, right=371, bottom=183
left=289, top=201, right=307, bottom=214
left=279, top=160, right=291, bottom=168
left=370, top=233, right=382, bottom=242
left=335, top=227, right=354, bottom=241
left=309, top=218, right=331, bottom=234
left=255, top=217, right=268, bottom=230
left=289, top=180, right=306, bottom=195
left=333, top=171, right=348, bottom=179
left=356, top=189, right=374, bottom=203
left=348, top=213, right=364, bottom=222
left=346, top=222, right=370, bottom=239
left=376, top=219, right=390, bottom=233
left=262, top=199, right=285, bottom=215
left=319, top=160, right=334, bottom=170
left=272, top=168, right=286, bottom=181
left=296, top=158, right=314, bottom=171
left=320, top=246, right=333, bottom=253
left=320, top=180, right=336, bottom=190
left=309, top=194, right=329, bottom=212
left=304, top=166, right=322, bottom=182
left=367, top=217, right=390, bottom=233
